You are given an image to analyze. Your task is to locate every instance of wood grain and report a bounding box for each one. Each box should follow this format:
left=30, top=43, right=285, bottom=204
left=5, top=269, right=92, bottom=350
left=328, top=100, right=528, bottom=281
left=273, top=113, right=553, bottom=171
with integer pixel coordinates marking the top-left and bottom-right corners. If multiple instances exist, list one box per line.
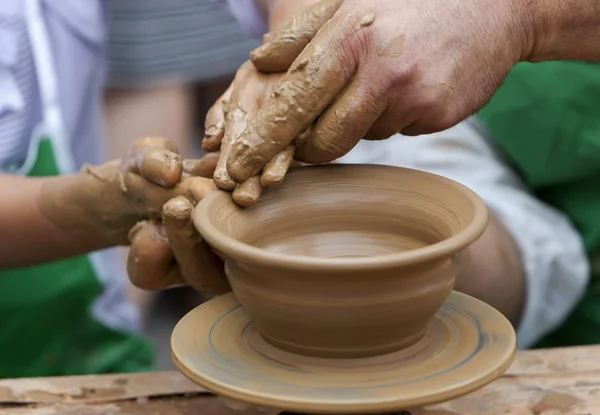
left=2, top=346, right=600, bottom=414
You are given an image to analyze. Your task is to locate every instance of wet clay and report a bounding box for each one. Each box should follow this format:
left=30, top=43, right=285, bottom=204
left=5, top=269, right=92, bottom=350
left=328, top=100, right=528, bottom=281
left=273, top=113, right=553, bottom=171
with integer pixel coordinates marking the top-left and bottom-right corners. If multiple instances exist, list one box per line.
left=202, top=87, right=232, bottom=153
left=38, top=137, right=215, bottom=247
left=204, top=65, right=302, bottom=206
left=171, top=289, right=516, bottom=413
left=531, top=393, right=580, bottom=414
left=360, top=13, right=376, bottom=27
left=377, top=35, right=406, bottom=57
left=232, top=176, right=264, bottom=208
left=127, top=220, right=185, bottom=290
left=193, top=164, right=489, bottom=358
left=226, top=2, right=370, bottom=182
left=293, top=74, right=386, bottom=164
left=250, top=0, right=344, bottom=73
left=162, top=196, right=230, bottom=295
left=260, top=145, right=295, bottom=186
left=182, top=153, right=219, bottom=179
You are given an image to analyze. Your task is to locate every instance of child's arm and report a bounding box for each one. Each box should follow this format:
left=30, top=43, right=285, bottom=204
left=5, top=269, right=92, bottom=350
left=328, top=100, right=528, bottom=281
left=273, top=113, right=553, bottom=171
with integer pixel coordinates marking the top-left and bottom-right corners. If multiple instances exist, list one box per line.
left=0, top=138, right=215, bottom=268
left=0, top=174, right=110, bottom=267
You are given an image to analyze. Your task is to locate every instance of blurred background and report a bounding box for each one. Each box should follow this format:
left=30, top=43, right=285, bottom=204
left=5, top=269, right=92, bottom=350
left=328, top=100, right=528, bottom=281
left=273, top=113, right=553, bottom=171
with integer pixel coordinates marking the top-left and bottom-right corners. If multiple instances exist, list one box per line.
left=103, top=0, right=260, bottom=370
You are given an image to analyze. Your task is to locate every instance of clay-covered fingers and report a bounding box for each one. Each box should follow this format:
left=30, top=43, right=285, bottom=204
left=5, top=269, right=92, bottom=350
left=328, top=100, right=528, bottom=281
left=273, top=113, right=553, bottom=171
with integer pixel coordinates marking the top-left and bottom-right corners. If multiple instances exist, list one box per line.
left=124, top=136, right=183, bottom=187
left=202, top=86, right=233, bottom=153
left=127, top=221, right=184, bottom=290
left=233, top=145, right=296, bottom=206
left=232, top=176, right=263, bottom=207
left=212, top=63, right=260, bottom=191
left=250, top=0, right=344, bottom=72
left=182, top=153, right=219, bottom=179
left=261, top=145, right=295, bottom=186
left=294, top=77, right=386, bottom=163
left=162, top=197, right=230, bottom=295
left=226, top=14, right=358, bottom=183
left=176, top=176, right=216, bottom=205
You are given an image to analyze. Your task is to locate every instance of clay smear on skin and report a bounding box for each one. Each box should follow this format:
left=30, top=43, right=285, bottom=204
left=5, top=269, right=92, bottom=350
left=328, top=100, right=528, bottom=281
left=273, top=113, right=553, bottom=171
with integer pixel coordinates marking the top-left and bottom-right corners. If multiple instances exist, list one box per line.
left=378, top=35, right=406, bottom=57
left=163, top=196, right=229, bottom=295
left=359, top=13, right=376, bottom=27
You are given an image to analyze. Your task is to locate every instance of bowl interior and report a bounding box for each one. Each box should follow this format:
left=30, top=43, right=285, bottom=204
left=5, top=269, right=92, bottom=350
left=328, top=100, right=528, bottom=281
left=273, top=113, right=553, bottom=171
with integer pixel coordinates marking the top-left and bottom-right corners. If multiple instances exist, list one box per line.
left=195, top=164, right=487, bottom=266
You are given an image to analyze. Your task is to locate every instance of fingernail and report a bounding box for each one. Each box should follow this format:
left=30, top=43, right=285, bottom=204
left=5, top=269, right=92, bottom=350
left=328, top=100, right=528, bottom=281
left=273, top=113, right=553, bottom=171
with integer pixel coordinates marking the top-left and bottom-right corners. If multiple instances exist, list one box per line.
left=213, top=170, right=237, bottom=191
left=249, top=43, right=269, bottom=61
left=162, top=152, right=183, bottom=186
left=127, top=221, right=145, bottom=243
left=163, top=196, right=193, bottom=221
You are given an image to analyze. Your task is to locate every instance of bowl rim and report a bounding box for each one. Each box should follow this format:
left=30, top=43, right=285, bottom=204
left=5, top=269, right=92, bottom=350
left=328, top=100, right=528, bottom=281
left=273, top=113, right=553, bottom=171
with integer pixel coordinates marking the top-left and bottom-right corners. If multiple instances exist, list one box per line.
left=193, top=164, right=489, bottom=271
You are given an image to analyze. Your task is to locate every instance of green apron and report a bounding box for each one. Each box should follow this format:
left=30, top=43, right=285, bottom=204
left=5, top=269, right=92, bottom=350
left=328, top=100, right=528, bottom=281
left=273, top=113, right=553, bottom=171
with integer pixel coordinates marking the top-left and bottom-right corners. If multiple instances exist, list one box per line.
left=0, top=0, right=153, bottom=378
left=478, top=60, right=600, bottom=347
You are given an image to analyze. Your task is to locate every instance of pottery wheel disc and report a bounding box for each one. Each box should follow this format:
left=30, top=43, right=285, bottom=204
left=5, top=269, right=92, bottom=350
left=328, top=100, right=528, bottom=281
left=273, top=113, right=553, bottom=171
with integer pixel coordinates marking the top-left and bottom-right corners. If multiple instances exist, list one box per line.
left=171, top=291, right=516, bottom=414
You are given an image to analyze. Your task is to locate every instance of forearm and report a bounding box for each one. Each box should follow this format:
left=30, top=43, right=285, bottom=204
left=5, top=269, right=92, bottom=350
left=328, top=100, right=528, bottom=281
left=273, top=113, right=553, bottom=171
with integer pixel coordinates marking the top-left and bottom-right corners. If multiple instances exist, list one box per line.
left=526, top=0, right=600, bottom=62
left=0, top=174, right=109, bottom=268
left=455, top=215, right=525, bottom=326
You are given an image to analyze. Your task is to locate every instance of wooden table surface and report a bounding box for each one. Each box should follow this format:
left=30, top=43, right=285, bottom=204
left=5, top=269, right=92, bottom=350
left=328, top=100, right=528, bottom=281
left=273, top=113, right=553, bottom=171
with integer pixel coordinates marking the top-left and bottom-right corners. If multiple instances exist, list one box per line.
left=1, top=345, right=599, bottom=414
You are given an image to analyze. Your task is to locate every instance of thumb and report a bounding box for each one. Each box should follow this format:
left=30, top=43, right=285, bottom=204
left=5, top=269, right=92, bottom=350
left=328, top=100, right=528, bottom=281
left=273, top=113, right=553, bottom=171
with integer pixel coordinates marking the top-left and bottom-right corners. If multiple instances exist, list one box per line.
left=250, top=0, right=343, bottom=72
left=227, top=11, right=357, bottom=183
left=162, top=196, right=230, bottom=296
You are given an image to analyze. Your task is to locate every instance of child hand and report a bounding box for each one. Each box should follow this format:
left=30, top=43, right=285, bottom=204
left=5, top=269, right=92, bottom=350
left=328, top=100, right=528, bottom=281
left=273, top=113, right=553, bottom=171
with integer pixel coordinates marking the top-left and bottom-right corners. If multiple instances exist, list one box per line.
left=39, top=137, right=217, bottom=247
left=122, top=138, right=230, bottom=295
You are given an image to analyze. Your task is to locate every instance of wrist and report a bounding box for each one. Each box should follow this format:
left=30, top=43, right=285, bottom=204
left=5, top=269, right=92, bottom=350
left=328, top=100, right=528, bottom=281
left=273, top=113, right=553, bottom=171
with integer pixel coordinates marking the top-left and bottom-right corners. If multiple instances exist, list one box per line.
left=511, top=0, right=539, bottom=61
left=516, top=0, right=556, bottom=62
left=40, top=167, right=129, bottom=247
left=521, top=0, right=600, bottom=62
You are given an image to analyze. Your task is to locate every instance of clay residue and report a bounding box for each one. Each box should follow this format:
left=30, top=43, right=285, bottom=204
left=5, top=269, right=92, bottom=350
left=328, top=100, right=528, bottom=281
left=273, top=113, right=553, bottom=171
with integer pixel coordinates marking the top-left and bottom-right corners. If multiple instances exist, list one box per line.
left=377, top=35, right=406, bottom=57
left=227, top=38, right=357, bottom=181
left=162, top=196, right=229, bottom=295
left=531, top=393, right=579, bottom=414
left=359, top=12, right=376, bottom=27
left=250, top=0, right=344, bottom=73
left=182, top=153, right=218, bottom=179
left=439, top=81, right=455, bottom=90
left=261, top=145, right=295, bottom=187
left=202, top=86, right=231, bottom=152
left=39, top=137, right=218, bottom=256
left=233, top=176, right=263, bottom=207
left=70, top=387, right=126, bottom=400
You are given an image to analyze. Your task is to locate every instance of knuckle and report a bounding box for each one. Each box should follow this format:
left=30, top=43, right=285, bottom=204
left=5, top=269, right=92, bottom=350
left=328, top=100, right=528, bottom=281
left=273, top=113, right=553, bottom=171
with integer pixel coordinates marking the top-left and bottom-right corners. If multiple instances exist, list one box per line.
left=336, top=10, right=375, bottom=66
left=313, top=128, right=352, bottom=159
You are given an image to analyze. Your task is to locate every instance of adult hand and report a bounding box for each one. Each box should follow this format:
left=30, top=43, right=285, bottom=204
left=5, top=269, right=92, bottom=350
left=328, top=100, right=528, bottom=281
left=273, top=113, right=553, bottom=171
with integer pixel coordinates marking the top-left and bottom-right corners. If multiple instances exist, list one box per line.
left=202, top=62, right=296, bottom=207
left=40, top=136, right=229, bottom=295
left=225, top=0, right=533, bottom=183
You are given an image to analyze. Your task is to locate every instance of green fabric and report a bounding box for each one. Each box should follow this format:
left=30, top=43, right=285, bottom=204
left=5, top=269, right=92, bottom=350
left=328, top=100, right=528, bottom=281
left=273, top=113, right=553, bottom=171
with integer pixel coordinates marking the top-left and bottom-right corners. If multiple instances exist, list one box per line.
left=477, top=61, right=600, bottom=347
left=0, top=138, right=154, bottom=377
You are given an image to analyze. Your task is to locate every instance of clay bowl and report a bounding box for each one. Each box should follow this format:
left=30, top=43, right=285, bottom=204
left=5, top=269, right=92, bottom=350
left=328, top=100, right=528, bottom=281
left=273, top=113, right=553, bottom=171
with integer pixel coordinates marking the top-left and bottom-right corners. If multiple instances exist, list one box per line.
left=193, top=164, right=488, bottom=359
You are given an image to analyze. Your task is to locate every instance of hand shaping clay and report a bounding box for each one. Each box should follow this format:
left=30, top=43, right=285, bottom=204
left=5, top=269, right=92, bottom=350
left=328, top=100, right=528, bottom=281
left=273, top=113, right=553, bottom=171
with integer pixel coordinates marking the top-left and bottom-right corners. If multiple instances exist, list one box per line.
left=163, top=196, right=230, bottom=295
left=193, top=164, right=488, bottom=358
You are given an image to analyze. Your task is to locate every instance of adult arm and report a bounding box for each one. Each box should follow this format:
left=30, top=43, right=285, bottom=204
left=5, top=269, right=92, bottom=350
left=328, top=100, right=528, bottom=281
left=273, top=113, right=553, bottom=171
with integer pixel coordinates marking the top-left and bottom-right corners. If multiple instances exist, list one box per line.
left=339, top=119, right=589, bottom=347
left=223, top=0, right=600, bottom=183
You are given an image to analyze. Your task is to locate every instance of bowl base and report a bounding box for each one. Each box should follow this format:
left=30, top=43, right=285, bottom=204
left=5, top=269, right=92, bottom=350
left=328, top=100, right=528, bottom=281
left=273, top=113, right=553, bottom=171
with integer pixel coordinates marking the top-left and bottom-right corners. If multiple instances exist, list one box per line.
left=258, top=325, right=428, bottom=360
left=171, top=292, right=516, bottom=414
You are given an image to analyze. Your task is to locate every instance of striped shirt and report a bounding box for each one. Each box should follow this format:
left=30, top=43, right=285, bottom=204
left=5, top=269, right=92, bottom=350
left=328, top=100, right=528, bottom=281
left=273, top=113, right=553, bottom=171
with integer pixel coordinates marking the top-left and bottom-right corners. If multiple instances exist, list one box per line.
left=0, top=0, right=141, bottom=336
